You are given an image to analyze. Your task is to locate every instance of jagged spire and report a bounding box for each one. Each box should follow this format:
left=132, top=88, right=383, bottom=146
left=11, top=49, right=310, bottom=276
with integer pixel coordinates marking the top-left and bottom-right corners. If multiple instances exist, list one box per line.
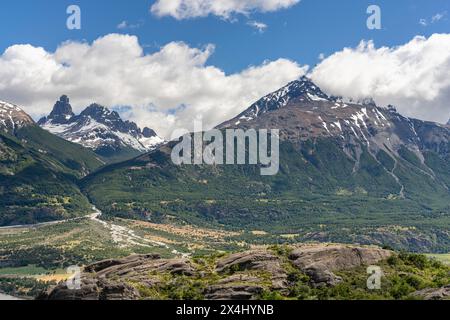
left=40, top=95, right=74, bottom=125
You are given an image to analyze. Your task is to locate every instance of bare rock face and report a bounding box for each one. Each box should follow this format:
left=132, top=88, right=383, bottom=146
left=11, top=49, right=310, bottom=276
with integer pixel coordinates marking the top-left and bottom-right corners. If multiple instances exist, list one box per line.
left=289, top=244, right=392, bottom=270
left=204, top=274, right=266, bottom=300
left=216, top=250, right=282, bottom=274
left=38, top=254, right=194, bottom=300
left=289, top=244, right=393, bottom=287
left=37, top=277, right=140, bottom=301
left=412, top=285, right=450, bottom=300
left=216, top=250, right=288, bottom=291
left=84, top=254, right=161, bottom=273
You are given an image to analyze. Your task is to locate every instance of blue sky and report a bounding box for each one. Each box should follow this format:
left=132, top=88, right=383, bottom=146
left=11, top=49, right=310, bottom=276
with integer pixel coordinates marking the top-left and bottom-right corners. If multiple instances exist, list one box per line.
left=1, top=0, right=449, bottom=73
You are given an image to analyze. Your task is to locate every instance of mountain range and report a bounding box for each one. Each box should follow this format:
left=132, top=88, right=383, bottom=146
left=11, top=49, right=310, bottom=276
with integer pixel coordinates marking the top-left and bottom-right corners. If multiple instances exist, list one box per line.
left=81, top=77, right=450, bottom=252
left=1, top=77, right=449, bottom=251
left=38, top=96, right=164, bottom=162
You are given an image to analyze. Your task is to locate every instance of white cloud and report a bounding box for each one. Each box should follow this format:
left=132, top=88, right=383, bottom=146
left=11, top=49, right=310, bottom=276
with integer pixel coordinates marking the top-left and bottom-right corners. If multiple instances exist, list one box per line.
left=0, top=34, right=306, bottom=138
left=117, top=21, right=128, bottom=29
left=150, top=0, right=300, bottom=19
left=431, top=11, right=447, bottom=23
left=310, top=34, right=450, bottom=123
left=420, top=11, right=447, bottom=27
left=117, top=20, right=143, bottom=30
left=247, top=20, right=268, bottom=33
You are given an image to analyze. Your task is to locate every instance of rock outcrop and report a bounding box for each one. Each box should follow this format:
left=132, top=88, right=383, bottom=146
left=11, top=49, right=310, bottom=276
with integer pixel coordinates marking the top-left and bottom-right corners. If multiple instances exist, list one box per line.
left=39, top=245, right=396, bottom=300
left=38, top=254, right=194, bottom=300
left=215, top=250, right=288, bottom=290
left=289, top=244, right=393, bottom=287
left=412, top=285, right=450, bottom=300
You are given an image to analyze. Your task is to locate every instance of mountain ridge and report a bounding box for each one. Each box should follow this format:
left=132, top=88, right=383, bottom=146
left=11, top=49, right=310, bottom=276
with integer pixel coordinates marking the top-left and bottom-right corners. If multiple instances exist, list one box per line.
left=220, top=77, right=450, bottom=187
left=0, top=101, right=35, bottom=133
left=39, top=96, right=164, bottom=162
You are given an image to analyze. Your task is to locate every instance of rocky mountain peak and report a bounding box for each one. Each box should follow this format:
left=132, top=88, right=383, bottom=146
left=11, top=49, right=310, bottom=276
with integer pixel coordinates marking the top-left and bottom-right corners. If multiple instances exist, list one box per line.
left=80, top=103, right=119, bottom=120
left=218, top=78, right=450, bottom=166
left=39, top=95, right=75, bottom=125
left=142, top=127, right=157, bottom=138
left=39, top=96, right=164, bottom=160
left=358, top=97, right=377, bottom=107
left=287, top=76, right=330, bottom=101
left=223, top=76, right=331, bottom=125
left=0, top=100, right=34, bottom=132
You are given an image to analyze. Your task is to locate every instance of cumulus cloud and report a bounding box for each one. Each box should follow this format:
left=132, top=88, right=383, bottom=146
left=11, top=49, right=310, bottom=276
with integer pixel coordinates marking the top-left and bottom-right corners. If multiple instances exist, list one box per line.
left=310, top=34, right=450, bottom=123
left=150, top=0, right=300, bottom=19
left=0, top=34, right=305, bottom=138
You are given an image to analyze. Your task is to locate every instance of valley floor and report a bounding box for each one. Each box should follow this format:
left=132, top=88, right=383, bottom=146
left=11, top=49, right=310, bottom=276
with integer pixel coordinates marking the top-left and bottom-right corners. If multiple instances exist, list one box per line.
left=0, top=208, right=449, bottom=299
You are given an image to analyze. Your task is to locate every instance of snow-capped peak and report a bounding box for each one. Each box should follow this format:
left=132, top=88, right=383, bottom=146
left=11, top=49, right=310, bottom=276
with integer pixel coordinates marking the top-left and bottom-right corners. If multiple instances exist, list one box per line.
left=231, top=76, right=331, bottom=123
left=39, top=96, right=164, bottom=158
left=0, top=100, right=34, bottom=132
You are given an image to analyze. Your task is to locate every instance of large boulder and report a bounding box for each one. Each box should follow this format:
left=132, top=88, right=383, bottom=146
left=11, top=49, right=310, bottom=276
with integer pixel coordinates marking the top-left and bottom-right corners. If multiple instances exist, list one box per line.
left=289, top=244, right=392, bottom=287
left=216, top=250, right=287, bottom=290
left=412, top=285, right=450, bottom=300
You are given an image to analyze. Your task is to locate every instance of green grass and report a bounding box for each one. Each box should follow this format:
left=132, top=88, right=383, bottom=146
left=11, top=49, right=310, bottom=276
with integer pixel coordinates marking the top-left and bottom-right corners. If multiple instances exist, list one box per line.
left=0, top=265, right=49, bottom=276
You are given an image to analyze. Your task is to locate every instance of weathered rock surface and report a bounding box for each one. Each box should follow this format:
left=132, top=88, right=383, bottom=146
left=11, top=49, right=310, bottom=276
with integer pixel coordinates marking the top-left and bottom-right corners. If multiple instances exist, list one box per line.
left=38, top=254, right=193, bottom=300
left=216, top=250, right=288, bottom=290
left=412, top=285, right=450, bottom=300
left=37, top=277, right=140, bottom=301
left=289, top=244, right=393, bottom=287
